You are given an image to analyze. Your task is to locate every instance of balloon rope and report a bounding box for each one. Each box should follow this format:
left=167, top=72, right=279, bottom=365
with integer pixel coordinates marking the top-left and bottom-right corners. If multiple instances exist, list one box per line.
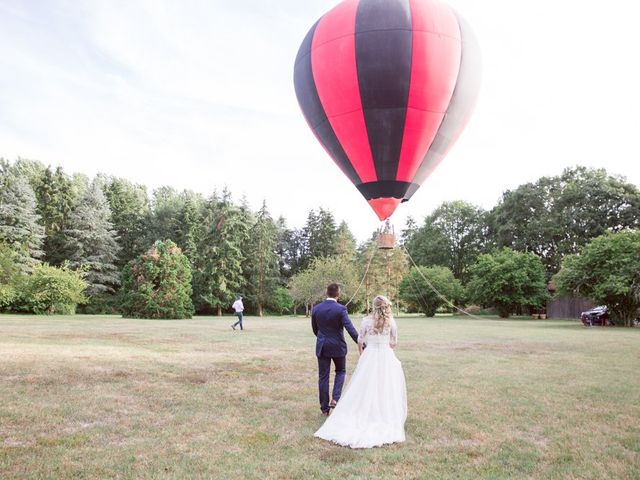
left=401, top=245, right=483, bottom=320
left=405, top=256, right=439, bottom=315
left=345, top=242, right=378, bottom=307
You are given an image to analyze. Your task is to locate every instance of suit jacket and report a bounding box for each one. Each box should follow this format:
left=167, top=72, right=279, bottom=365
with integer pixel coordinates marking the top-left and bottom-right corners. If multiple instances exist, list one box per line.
left=311, top=299, right=359, bottom=358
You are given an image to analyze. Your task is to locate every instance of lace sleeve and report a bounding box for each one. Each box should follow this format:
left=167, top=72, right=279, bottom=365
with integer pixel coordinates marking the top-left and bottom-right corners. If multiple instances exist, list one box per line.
left=390, top=317, right=398, bottom=348
left=358, top=317, right=370, bottom=347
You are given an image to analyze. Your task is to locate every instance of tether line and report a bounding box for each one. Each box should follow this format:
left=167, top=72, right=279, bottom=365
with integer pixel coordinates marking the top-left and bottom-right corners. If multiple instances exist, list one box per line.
left=345, top=241, right=378, bottom=307
left=401, top=245, right=483, bottom=320
left=405, top=256, right=438, bottom=315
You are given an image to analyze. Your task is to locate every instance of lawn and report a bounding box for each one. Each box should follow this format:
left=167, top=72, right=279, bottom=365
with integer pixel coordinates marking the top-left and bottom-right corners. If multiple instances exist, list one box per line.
left=1, top=314, right=639, bottom=479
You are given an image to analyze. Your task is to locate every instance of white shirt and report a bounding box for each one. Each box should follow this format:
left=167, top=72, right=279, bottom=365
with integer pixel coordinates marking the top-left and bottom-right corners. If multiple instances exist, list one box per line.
left=232, top=299, right=244, bottom=312
left=326, top=297, right=338, bottom=302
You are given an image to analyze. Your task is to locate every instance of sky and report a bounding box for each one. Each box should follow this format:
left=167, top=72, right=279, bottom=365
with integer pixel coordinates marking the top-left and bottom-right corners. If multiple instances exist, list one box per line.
left=1, top=0, right=639, bottom=241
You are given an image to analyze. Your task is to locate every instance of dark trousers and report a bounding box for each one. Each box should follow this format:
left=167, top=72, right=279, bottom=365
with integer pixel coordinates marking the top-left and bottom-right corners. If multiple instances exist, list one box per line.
left=232, top=312, right=243, bottom=330
left=317, top=356, right=346, bottom=413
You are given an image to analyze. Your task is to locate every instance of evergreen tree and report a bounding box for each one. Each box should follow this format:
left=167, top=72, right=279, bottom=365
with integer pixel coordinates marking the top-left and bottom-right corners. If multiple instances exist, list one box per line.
left=277, top=222, right=307, bottom=278
left=400, top=216, right=418, bottom=246
left=175, top=193, right=205, bottom=262
left=148, top=186, right=183, bottom=245
left=243, top=201, right=280, bottom=316
left=278, top=209, right=345, bottom=279
left=121, top=240, right=194, bottom=319
left=102, top=176, right=151, bottom=268
left=308, top=208, right=338, bottom=259
left=0, top=172, right=44, bottom=272
left=193, top=192, right=248, bottom=315
left=64, top=180, right=120, bottom=298
left=298, top=209, right=318, bottom=270
left=36, top=166, right=77, bottom=265
left=334, top=221, right=357, bottom=260
left=9, top=158, right=46, bottom=191
left=275, top=216, right=291, bottom=278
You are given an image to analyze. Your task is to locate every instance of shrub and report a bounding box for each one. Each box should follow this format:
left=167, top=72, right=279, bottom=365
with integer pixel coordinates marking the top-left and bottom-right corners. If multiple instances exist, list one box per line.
left=269, top=286, right=294, bottom=315
left=399, top=266, right=464, bottom=317
left=121, top=240, right=194, bottom=319
left=0, top=243, right=22, bottom=309
left=19, top=264, right=87, bottom=314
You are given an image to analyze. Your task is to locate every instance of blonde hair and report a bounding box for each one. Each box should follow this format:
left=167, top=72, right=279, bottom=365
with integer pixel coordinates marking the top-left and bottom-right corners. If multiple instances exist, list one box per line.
left=372, top=295, right=392, bottom=334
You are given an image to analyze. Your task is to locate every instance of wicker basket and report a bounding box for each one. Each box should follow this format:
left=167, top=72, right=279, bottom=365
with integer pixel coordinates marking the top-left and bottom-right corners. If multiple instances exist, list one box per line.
left=377, top=232, right=396, bottom=249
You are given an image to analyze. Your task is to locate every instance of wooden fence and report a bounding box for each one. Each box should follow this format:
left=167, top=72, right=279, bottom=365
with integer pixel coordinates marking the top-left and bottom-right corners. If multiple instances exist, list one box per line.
left=546, top=297, right=594, bottom=320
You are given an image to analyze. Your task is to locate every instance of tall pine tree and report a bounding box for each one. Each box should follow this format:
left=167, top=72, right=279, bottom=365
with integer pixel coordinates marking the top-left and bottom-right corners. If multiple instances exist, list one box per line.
left=36, top=166, right=77, bottom=265
left=0, top=172, right=44, bottom=272
left=308, top=208, right=338, bottom=259
left=148, top=186, right=183, bottom=246
left=102, top=176, right=151, bottom=268
left=193, top=191, right=249, bottom=315
left=334, top=221, right=357, bottom=260
left=243, top=201, right=280, bottom=316
left=175, top=192, right=205, bottom=263
left=64, top=180, right=120, bottom=298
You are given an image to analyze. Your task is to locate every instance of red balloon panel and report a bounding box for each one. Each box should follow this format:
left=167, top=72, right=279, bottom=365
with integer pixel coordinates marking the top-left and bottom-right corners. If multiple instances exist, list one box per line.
left=294, top=0, right=481, bottom=220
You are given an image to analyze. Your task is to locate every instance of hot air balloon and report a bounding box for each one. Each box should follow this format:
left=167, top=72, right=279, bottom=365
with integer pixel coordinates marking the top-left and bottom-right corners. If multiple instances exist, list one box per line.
left=294, top=0, right=481, bottom=220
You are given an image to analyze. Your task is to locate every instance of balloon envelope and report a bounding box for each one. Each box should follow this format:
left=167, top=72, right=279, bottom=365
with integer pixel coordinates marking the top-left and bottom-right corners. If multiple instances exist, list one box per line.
left=294, top=0, right=481, bottom=220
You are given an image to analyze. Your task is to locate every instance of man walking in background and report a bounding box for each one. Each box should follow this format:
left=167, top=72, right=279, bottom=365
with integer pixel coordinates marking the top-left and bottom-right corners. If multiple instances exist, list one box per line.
left=311, top=283, right=359, bottom=416
left=231, top=295, right=244, bottom=330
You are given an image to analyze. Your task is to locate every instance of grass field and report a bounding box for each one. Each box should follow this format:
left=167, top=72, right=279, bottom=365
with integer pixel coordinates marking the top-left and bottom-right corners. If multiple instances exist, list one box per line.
left=1, top=314, right=639, bottom=479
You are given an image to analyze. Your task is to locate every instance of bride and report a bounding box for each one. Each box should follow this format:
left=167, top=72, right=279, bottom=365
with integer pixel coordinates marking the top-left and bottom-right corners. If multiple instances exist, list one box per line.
left=314, top=295, right=407, bottom=448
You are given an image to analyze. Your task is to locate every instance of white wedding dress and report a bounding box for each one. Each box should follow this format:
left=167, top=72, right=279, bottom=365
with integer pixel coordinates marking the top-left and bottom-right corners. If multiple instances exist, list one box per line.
left=314, top=316, right=407, bottom=448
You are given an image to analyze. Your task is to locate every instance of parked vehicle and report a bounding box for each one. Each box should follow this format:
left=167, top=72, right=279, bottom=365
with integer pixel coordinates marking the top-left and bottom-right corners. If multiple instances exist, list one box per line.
left=580, top=306, right=612, bottom=326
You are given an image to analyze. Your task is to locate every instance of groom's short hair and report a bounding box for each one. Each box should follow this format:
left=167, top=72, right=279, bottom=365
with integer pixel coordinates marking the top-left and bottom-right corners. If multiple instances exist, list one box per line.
left=327, top=283, right=340, bottom=298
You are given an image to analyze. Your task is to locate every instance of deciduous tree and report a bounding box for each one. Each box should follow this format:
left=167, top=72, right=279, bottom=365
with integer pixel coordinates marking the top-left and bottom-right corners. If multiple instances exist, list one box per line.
left=289, top=256, right=359, bottom=315
left=467, top=248, right=548, bottom=318
left=554, top=230, right=640, bottom=326
left=489, top=167, right=640, bottom=275
left=406, top=201, right=487, bottom=283
left=20, top=263, right=87, bottom=315
left=399, top=266, right=463, bottom=317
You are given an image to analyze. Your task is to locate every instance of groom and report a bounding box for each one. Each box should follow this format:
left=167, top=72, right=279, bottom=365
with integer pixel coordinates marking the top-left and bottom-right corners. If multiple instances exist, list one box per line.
left=311, top=283, right=359, bottom=416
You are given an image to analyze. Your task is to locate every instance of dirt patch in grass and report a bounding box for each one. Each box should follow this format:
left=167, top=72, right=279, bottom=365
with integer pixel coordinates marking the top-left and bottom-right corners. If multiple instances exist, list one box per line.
left=317, top=445, right=359, bottom=464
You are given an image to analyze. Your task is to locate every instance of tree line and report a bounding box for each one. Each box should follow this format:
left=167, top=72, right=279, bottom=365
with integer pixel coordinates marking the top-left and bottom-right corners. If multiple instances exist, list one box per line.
left=401, top=166, right=640, bottom=324
left=1, top=158, right=639, bottom=323
left=0, top=158, right=370, bottom=316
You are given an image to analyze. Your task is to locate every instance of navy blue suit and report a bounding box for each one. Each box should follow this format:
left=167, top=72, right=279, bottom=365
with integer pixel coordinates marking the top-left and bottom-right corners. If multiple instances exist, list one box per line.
left=311, top=299, right=359, bottom=413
